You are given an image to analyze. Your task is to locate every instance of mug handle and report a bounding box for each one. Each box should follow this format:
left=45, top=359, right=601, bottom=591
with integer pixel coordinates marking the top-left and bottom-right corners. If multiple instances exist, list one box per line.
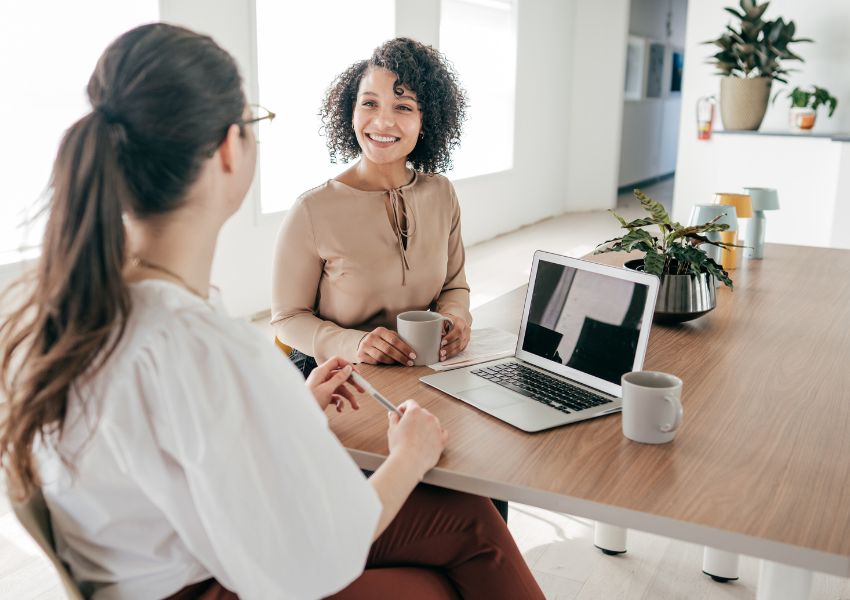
left=659, top=394, right=683, bottom=433
left=438, top=314, right=454, bottom=334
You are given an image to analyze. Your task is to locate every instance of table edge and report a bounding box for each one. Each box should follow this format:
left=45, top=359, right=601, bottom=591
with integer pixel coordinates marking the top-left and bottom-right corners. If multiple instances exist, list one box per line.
left=350, top=449, right=850, bottom=577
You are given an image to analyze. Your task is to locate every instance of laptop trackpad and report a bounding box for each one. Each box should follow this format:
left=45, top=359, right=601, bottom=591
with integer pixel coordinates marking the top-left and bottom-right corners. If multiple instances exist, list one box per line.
left=459, top=386, right=524, bottom=410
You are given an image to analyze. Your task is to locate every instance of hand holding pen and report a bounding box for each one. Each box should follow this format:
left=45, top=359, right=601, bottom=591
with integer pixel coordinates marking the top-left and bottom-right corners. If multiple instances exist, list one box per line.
left=350, top=370, right=447, bottom=475
left=308, top=361, right=447, bottom=475
left=305, top=357, right=365, bottom=412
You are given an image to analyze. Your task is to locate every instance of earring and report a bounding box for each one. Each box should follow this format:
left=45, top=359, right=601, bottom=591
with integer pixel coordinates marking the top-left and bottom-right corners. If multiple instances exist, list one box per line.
left=419, top=131, right=424, bottom=139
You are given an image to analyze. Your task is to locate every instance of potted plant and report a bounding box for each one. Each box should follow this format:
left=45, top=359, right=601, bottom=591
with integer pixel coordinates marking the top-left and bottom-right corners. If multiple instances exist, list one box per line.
left=774, top=85, right=838, bottom=131
left=706, top=0, right=811, bottom=131
left=595, top=190, right=737, bottom=323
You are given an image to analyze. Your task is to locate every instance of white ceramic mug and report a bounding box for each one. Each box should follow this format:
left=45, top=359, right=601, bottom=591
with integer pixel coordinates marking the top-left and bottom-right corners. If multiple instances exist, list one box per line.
left=621, top=371, right=684, bottom=444
left=397, top=311, right=453, bottom=366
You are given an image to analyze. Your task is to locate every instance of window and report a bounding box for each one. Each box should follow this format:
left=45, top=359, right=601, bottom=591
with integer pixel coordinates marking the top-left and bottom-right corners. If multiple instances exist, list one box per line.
left=440, top=0, right=516, bottom=180
left=0, top=1, right=158, bottom=266
left=255, top=0, right=395, bottom=214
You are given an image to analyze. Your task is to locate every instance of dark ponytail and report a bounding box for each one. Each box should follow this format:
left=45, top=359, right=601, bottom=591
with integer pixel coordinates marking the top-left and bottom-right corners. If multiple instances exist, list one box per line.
left=0, top=23, right=245, bottom=499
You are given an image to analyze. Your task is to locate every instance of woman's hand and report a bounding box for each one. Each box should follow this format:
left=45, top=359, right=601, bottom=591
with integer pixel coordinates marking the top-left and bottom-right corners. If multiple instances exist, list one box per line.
left=357, top=327, right=417, bottom=366
left=305, top=356, right=364, bottom=412
left=440, top=314, right=471, bottom=360
left=387, top=399, right=448, bottom=479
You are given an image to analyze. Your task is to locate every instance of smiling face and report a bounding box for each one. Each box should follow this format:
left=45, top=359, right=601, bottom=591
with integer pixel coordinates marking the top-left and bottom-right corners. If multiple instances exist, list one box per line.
left=352, top=67, right=422, bottom=168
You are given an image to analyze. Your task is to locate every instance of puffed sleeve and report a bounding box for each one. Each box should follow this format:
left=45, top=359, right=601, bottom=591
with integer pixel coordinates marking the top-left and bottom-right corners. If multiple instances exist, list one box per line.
left=270, top=196, right=366, bottom=363
left=435, top=182, right=473, bottom=325
left=99, top=308, right=380, bottom=599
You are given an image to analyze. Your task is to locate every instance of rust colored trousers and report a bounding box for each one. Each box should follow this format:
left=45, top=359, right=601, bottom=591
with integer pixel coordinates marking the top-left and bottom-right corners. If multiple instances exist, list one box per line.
left=167, top=484, right=543, bottom=599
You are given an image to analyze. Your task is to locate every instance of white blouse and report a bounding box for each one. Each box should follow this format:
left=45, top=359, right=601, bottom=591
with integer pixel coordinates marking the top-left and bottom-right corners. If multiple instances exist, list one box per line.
left=36, top=280, right=381, bottom=600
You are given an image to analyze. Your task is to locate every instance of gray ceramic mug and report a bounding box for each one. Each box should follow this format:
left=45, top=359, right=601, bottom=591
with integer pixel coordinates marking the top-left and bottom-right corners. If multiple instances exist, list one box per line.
left=397, top=311, right=453, bottom=366
left=621, top=371, right=684, bottom=444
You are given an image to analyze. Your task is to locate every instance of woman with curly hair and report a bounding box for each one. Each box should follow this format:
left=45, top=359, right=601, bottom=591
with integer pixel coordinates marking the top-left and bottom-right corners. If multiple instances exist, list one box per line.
left=271, top=37, right=472, bottom=376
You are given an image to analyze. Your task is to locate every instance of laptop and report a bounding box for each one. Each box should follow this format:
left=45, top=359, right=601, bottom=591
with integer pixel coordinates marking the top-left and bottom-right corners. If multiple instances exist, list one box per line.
left=420, top=251, right=660, bottom=432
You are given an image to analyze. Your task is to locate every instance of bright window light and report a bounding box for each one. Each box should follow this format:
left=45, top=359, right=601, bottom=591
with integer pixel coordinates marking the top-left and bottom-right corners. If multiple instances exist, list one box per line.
left=255, top=0, right=395, bottom=214
left=440, top=0, right=516, bottom=180
left=0, top=2, right=158, bottom=266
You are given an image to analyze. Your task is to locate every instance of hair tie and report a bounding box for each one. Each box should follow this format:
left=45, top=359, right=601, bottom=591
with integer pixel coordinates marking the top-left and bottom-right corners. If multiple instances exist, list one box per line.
left=95, top=104, right=122, bottom=125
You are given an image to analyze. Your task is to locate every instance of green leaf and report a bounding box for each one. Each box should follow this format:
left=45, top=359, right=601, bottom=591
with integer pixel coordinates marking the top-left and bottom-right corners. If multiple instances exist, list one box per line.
left=827, top=96, right=838, bottom=117
left=608, top=209, right=627, bottom=227
left=704, top=256, right=734, bottom=289
left=664, top=243, right=735, bottom=289
left=684, top=233, right=726, bottom=247
left=643, top=251, right=665, bottom=276
left=633, top=189, right=671, bottom=224
left=750, top=3, right=769, bottom=20
left=594, top=243, right=624, bottom=255
left=624, top=217, right=660, bottom=228
left=634, top=241, right=657, bottom=254
left=672, top=221, right=730, bottom=243
left=620, top=228, right=658, bottom=252
left=593, top=236, right=627, bottom=254
left=768, top=20, right=782, bottom=43
left=666, top=245, right=704, bottom=276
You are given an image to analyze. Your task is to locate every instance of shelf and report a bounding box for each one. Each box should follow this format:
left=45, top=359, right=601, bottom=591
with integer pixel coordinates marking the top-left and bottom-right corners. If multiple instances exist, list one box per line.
left=714, top=129, right=850, bottom=141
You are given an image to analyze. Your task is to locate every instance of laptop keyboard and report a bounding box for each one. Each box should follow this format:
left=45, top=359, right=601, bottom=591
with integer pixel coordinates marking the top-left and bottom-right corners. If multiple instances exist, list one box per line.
left=470, top=362, right=614, bottom=414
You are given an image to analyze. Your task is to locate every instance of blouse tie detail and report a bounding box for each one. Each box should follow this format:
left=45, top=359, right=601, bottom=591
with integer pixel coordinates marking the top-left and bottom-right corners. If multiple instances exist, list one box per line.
left=385, top=187, right=416, bottom=285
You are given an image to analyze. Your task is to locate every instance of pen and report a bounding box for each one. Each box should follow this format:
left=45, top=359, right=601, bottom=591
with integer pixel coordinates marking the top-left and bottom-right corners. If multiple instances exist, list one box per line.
left=350, top=371, right=402, bottom=415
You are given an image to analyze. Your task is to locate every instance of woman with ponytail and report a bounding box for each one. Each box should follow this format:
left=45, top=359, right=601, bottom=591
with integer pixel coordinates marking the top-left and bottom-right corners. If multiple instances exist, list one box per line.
left=0, top=23, right=542, bottom=600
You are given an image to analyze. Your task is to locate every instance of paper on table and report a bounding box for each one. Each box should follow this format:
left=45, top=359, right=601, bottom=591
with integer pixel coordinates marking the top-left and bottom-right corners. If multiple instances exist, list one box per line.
left=428, top=327, right=518, bottom=371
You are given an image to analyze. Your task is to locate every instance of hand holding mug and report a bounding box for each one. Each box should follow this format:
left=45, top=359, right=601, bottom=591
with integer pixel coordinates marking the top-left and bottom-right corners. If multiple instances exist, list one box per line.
left=357, top=327, right=417, bottom=366
left=440, top=314, right=470, bottom=360
left=397, top=311, right=453, bottom=366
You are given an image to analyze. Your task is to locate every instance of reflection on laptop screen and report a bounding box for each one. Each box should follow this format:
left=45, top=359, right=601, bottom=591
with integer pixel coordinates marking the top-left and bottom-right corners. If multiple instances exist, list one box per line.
left=521, top=260, right=649, bottom=385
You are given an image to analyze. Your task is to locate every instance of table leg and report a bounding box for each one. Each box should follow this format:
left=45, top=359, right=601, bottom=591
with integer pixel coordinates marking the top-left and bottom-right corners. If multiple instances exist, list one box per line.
left=593, top=522, right=627, bottom=555
left=757, top=560, right=813, bottom=600
left=702, top=546, right=740, bottom=582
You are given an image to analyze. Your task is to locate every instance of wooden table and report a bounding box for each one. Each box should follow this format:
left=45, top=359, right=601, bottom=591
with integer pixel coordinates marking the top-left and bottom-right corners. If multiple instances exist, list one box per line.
left=328, top=244, right=850, bottom=591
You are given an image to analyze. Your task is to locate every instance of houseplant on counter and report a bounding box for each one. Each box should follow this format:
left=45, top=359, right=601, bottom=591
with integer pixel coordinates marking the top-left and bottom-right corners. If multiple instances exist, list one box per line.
left=595, top=190, right=737, bottom=323
left=706, top=0, right=811, bottom=130
left=775, top=85, right=838, bottom=131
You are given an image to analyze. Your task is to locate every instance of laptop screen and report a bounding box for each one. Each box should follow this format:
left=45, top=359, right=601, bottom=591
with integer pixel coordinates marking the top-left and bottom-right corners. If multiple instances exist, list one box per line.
left=520, top=259, right=650, bottom=385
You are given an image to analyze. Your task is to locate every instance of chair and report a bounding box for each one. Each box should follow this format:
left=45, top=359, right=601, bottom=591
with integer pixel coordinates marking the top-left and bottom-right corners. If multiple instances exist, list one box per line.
left=274, top=336, right=293, bottom=356
left=11, top=489, right=84, bottom=600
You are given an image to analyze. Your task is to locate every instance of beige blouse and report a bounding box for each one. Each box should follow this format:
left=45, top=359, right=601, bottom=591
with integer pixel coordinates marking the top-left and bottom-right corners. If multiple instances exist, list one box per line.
left=271, top=172, right=471, bottom=363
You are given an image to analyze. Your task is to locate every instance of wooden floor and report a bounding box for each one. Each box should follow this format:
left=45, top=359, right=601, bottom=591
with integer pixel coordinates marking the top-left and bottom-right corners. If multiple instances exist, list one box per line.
left=3, top=179, right=849, bottom=599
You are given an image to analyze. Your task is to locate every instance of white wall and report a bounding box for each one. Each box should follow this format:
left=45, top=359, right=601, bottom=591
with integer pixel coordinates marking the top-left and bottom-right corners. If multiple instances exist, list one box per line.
left=564, top=0, right=630, bottom=210
left=158, top=0, right=281, bottom=320
left=156, top=0, right=634, bottom=317
left=454, top=0, right=576, bottom=245
left=395, top=0, right=440, bottom=46
left=831, top=146, right=850, bottom=248
left=0, top=0, right=633, bottom=316
left=426, top=0, right=629, bottom=239
left=618, top=0, right=687, bottom=187
left=673, top=0, right=850, bottom=227
left=676, top=134, right=845, bottom=247
left=1, top=1, right=635, bottom=316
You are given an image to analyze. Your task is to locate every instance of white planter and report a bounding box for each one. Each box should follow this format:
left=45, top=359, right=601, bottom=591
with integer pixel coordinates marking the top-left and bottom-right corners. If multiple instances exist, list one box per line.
left=789, top=107, right=816, bottom=131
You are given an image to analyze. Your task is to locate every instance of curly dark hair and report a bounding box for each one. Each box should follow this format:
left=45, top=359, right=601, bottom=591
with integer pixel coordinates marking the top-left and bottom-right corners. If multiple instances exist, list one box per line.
left=320, top=37, right=467, bottom=174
